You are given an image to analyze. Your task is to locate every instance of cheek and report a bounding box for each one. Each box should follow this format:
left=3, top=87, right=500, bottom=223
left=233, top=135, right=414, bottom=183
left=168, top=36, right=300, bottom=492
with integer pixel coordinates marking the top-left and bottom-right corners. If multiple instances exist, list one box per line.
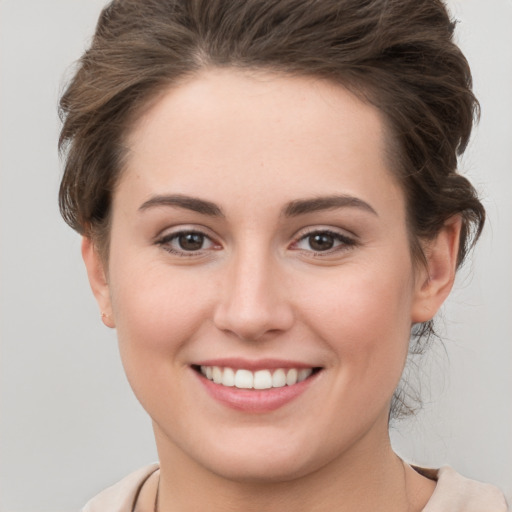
left=298, top=263, right=414, bottom=387
left=108, top=263, right=220, bottom=422
left=108, top=256, right=213, bottom=373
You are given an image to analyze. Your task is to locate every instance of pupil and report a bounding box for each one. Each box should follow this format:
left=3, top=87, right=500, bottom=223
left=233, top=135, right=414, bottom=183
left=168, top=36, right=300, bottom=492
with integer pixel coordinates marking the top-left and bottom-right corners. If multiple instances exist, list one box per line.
left=179, top=233, right=204, bottom=251
left=309, top=233, right=334, bottom=251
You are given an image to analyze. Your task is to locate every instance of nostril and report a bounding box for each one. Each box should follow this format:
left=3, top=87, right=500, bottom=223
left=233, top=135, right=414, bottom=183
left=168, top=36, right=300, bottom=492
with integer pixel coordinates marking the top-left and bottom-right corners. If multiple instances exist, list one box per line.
left=213, top=304, right=295, bottom=342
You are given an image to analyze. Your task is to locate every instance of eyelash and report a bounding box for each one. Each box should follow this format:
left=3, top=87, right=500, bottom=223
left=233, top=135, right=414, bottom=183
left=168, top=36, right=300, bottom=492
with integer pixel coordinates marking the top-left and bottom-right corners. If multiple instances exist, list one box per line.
left=291, top=229, right=357, bottom=256
left=156, top=228, right=357, bottom=257
left=156, top=230, right=219, bottom=257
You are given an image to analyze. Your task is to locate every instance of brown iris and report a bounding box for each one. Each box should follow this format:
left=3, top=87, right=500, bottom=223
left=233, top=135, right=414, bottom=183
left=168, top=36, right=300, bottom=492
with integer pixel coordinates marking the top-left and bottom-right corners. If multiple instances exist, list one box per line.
left=178, top=233, right=205, bottom=251
left=308, top=233, right=335, bottom=251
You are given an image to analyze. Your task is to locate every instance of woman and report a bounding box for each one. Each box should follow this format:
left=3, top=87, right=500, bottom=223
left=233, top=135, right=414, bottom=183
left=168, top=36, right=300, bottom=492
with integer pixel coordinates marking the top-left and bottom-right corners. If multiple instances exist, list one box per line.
left=57, top=0, right=508, bottom=510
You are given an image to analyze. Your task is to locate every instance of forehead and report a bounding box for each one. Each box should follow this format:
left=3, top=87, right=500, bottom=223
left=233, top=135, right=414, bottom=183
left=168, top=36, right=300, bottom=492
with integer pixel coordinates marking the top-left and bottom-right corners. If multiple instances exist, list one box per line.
left=121, top=68, right=404, bottom=217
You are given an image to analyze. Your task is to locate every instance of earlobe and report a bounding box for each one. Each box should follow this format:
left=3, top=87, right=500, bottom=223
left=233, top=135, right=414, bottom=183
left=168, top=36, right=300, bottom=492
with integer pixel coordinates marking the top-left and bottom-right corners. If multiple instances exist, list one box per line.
left=81, top=237, right=115, bottom=328
left=411, top=216, right=462, bottom=324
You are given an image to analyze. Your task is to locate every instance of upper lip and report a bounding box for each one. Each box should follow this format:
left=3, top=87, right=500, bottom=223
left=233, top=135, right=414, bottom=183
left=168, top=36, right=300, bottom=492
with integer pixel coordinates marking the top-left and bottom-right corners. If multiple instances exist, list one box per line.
left=193, top=358, right=320, bottom=371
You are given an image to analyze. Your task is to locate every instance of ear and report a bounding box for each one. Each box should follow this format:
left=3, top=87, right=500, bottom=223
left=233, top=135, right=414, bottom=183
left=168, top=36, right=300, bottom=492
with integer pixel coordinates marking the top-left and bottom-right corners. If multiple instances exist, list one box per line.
left=411, top=216, right=462, bottom=324
left=81, top=237, right=115, bottom=328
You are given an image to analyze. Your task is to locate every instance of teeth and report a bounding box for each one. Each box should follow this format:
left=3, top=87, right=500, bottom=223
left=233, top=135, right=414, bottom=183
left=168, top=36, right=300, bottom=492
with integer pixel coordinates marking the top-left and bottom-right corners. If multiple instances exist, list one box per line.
left=235, top=369, right=253, bottom=389
left=272, top=369, right=287, bottom=388
left=212, top=366, right=222, bottom=384
left=254, top=370, right=272, bottom=389
left=222, top=367, right=235, bottom=387
left=298, top=368, right=311, bottom=382
left=286, top=368, right=298, bottom=386
left=199, top=366, right=314, bottom=389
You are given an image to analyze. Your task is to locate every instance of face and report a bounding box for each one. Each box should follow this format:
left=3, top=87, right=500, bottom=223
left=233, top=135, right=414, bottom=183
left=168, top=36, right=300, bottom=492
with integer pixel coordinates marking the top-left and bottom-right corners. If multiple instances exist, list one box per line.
left=85, top=69, right=453, bottom=482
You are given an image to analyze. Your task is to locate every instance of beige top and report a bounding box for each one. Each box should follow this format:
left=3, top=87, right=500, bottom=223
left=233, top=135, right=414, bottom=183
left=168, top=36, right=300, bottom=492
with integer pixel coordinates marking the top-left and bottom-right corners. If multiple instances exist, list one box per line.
left=82, top=463, right=509, bottom=512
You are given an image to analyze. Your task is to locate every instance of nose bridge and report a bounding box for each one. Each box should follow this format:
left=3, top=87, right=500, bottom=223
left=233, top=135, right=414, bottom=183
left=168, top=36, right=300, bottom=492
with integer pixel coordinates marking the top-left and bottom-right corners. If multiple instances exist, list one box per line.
left=213, top=237, right=293, bottom=340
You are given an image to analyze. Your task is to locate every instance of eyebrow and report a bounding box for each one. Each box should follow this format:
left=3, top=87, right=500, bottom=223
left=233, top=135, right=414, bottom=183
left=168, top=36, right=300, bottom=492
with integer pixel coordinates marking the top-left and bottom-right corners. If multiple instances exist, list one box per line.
left=283, top=195, right=378, bottom=217
left=138, top=194, right=224, bottom=217
left=138, top=193, right=377, bottom=218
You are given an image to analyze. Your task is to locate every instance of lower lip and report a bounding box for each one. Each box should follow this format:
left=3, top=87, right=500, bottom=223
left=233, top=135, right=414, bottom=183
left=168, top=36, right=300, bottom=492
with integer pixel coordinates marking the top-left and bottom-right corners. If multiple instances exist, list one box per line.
left=195, top=370, right=320, bottom=413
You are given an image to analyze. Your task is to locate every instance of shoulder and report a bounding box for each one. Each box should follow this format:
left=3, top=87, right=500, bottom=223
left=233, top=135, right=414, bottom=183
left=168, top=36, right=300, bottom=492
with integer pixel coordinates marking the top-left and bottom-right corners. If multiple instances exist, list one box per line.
left=421, top=466, right=509, bottom=512
left=82, top=463, right=160, bottom=512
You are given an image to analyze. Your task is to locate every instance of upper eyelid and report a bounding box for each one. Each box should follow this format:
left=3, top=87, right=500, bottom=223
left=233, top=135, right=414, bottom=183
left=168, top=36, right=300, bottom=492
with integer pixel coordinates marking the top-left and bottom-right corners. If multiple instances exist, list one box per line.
left=289, top=228, right=359, bottom=254
left=155, top=228, right=219, bottom=253
left=156, top=229, right=219, bottom=257
left=155, top=224, right=217, bottom=241
left=292, top=225, right=358, bottom=241
left=294, top=232, right=355, bottom=246
left=154, top=225, right=358, bottom=247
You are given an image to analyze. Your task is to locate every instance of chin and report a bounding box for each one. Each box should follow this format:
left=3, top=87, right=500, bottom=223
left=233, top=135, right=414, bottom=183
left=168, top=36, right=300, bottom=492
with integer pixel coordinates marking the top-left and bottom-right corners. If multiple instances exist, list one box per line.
left=202, top=449, right=320, bottom=484
left=188, top=426, right=342, bottom=484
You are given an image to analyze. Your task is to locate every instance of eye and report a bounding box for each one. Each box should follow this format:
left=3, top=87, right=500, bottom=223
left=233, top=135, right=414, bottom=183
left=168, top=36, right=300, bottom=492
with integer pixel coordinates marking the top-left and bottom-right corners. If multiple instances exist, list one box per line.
left=176, top=232, right=207, bottom=251
left=156, top=229, right=219, bottom=255
left=292, top=229, right=356, bottom=254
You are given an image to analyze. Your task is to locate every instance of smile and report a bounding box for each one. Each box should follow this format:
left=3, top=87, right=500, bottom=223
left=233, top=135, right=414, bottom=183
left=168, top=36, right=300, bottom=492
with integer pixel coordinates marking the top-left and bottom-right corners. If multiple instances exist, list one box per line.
left=199, top=366, right=314, bottom=389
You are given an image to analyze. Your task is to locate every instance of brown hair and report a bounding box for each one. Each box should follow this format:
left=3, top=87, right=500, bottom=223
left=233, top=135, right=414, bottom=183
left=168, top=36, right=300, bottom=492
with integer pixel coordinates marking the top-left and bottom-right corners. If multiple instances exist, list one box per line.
left=58, top=0, right=485, bottom=419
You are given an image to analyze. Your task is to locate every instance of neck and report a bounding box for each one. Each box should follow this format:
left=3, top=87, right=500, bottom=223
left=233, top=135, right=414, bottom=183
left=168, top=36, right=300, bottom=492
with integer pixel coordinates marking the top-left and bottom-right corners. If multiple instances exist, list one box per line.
left=152, top=423, right=432, bottom=512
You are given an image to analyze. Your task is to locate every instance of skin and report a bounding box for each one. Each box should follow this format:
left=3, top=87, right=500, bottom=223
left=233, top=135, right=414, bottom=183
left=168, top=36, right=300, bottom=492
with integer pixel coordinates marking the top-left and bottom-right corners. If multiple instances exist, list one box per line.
left=83, top=69, right=461, bottom=511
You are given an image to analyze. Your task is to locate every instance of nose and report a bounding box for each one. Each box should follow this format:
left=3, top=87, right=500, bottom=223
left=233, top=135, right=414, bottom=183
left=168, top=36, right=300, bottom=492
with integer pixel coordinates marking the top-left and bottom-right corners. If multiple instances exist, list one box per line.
left=213, top=247, right=294, bottom=341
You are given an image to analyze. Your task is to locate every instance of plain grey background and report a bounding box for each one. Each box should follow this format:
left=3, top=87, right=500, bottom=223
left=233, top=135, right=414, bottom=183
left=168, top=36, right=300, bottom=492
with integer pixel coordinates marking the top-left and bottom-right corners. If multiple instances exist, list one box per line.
left=1, top=1, right=511, bottom=510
